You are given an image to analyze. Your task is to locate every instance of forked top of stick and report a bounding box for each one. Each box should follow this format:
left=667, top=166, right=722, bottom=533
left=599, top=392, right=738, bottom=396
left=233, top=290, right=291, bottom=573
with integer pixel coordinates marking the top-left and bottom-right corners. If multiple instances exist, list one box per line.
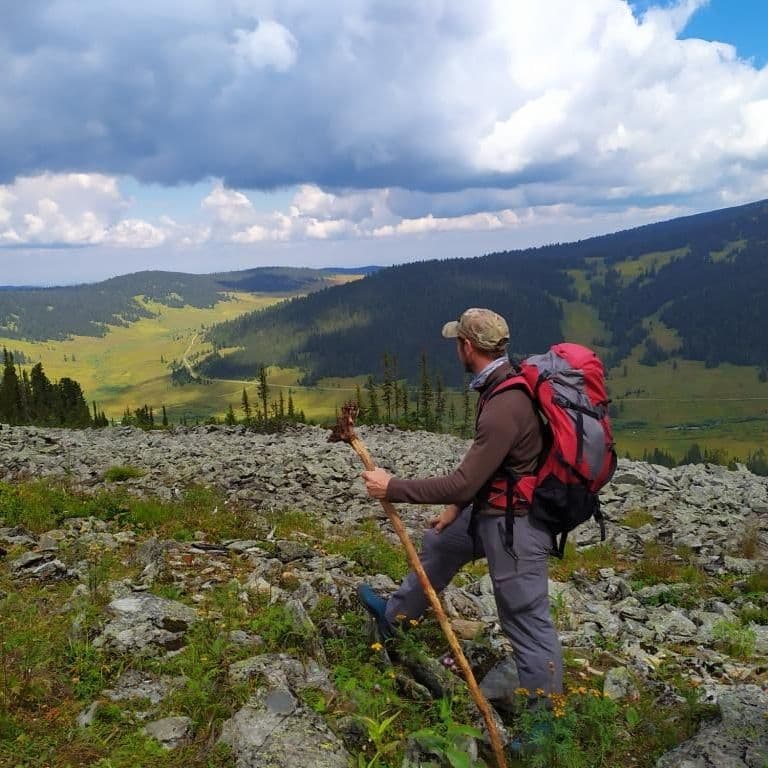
left=328, top=401, right=360, bottom=444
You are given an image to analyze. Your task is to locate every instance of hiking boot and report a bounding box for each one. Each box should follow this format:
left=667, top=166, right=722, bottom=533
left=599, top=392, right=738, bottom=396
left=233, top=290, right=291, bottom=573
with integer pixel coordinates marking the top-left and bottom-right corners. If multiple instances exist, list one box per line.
left=356, top=583, right=394, bottom=640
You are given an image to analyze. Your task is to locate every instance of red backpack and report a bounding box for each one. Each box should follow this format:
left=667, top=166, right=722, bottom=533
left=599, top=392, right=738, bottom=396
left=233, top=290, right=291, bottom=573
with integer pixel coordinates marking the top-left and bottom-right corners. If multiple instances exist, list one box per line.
left=478, top=343, right=617, bottom=557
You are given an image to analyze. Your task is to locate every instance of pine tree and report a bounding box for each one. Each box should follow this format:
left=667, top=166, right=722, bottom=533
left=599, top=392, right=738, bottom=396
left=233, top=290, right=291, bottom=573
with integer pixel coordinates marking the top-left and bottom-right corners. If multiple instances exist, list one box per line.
left=225, top=403, right=237, bottom=426
left=381, top=353, right=393, bottom=422
left=162, top=405, right=169, bottom=427
left=448, top=400, right=457, bottom=432
left=18, top=367, right=31, bottom=423
left=434, top=373, right=446, bottom=432
left=461, top=373, right=472, bottom=438
left=355, top=383, right=366, bottom=421
left=287, top=389, right=295, bottom=421
left=365, top=375, right=380, bottom=423
left=391, top=355, right=400, bottom=420
left=0, top=348, right=22, bottom=425
left=53, top=377, right=91, bottom=427
left=418, top=352, right=433, bottom=429
left=241, top=387, right=252, bottom=425
left=257, top=366, right=269, bottom=426
left=29, top=363, right=52, bottom=424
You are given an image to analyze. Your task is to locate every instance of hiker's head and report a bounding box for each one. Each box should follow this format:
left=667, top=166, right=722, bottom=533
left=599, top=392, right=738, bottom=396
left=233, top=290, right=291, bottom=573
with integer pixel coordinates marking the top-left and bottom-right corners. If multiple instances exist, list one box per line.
left=441, top=308, right=509, bottom=369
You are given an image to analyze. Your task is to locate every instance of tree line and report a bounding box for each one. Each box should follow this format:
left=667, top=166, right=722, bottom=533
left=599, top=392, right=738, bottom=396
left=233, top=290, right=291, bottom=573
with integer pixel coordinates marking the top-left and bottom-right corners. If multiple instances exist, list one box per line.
left=641, top=444, right=768, bottom=477
left=0, top=348, right=106, bottom=427
left=349, top=351, right=475, bottom=437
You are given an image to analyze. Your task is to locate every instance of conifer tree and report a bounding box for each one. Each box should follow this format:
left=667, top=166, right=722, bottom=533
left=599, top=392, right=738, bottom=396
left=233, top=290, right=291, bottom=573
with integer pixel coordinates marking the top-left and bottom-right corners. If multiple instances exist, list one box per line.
left=225, top=403, right=237, bottom=426
left=355, top=383, right=366, bottom=421
left=418, top=352, right=433, bottom=429
left=365, top=375, right=380, bottom=423
left=29, top=363, right=52, bottom=424
left=57, top=377, right=90, bottom=427
left=241, top=387, right=252, bottom=424
left=0, top=348, right=22, bottom=425
left=434, top=373, right=446, bottom=432
left=381, top=353, right=394, bottom=422
left=391, top=355, right=400, bottom=420
left=461, top=373, right=472, bottom=438
left=287, top=389, right=295, bottom=421
left=257, top=366, right=269, bottom=426
left=162, top=405, right=169, bottom=427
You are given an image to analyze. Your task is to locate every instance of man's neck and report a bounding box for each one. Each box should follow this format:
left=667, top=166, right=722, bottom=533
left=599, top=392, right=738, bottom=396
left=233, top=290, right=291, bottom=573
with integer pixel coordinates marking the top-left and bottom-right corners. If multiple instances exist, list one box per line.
left=469, top=356, right=508, bottom=390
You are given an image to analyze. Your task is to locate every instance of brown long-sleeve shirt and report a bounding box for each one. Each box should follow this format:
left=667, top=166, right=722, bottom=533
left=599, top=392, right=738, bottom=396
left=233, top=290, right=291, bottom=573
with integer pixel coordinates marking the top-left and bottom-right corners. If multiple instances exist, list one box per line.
left=386, top=360, right=543, bottom=512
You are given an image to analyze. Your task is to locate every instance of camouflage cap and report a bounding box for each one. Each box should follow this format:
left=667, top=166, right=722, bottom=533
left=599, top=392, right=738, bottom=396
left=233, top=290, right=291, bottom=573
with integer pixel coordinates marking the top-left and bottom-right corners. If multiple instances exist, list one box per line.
left=441, top=308, right=510, bottom=351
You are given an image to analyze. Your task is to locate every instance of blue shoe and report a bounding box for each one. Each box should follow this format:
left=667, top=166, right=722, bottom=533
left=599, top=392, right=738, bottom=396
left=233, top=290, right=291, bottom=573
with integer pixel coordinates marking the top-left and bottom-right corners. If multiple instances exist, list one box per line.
left=356, top=583, right=394, bottom=640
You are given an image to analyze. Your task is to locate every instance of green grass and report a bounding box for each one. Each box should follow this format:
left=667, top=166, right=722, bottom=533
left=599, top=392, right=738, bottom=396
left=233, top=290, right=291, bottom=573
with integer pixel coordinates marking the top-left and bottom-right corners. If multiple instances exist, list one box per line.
left=612, top=248, right=689, bottom=283
left=325, top=519, right=409, bottom=582
left=711, top=619, right=757, bottom=659
left=103, top=464, right=145, bottom=482
left=0, top=478, right=741, bottom=768
left=550, top=542, right=622, bottom=581
left=0, top=479, right=252, bottom=541
left=621, top=508, right=656, bottom=529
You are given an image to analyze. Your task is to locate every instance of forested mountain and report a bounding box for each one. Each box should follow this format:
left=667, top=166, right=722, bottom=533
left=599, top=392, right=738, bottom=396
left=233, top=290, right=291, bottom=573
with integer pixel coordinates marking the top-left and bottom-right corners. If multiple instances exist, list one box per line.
left=0, top=266, right=376, bottom=341
left=204, top=198, right=768, bottom=384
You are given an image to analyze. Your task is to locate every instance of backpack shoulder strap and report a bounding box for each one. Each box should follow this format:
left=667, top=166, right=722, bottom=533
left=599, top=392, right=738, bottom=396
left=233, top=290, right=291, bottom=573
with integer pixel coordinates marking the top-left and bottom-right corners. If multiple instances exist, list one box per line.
left=477, top=372, right=531, bottom=416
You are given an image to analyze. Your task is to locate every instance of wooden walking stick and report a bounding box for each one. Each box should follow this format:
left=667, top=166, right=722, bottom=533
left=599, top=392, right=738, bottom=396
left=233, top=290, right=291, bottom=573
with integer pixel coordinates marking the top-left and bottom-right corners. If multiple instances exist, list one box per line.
left=329, top=403, right=508, bottom=768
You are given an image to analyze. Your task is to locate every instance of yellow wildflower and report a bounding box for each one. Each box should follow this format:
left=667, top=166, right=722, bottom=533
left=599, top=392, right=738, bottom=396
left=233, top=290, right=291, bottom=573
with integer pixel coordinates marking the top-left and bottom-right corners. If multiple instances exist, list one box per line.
left=371, top=642, right=383, bottom=652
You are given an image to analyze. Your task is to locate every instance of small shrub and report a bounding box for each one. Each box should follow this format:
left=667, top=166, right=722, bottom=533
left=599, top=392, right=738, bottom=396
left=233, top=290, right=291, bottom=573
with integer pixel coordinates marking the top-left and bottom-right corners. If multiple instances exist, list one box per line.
left=734, top=521, right=762, bottom=559
left=711, top=619, right=757, bottom=659
left=513, top=685, right=619, bottom=768
left=745, top=566, right=768, bottom=594
left=622, top=508, right=656, bottom=529
left=550, top=543, right=620, bottom=581
left=632, top=542, right=704, bottom=587
left=103, top=465, right=145, bottom=483
left=739, top=605, right=768, bottom=625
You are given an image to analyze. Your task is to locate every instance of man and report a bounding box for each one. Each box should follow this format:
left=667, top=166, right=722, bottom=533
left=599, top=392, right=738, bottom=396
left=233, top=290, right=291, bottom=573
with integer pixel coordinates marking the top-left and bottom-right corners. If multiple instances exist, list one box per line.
left=359, top=307, right=563, bottom=698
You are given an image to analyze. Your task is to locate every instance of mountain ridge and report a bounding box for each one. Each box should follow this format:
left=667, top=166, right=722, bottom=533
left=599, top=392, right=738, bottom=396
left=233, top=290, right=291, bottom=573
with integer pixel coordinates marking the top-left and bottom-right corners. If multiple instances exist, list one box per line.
left=202, top=198, right=768, bottom=385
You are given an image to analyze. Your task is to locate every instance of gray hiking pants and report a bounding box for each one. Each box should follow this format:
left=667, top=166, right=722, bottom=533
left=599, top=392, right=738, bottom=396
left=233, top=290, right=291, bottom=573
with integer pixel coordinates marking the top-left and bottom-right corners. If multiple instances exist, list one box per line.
left=385, top=506, right=564, bottom=694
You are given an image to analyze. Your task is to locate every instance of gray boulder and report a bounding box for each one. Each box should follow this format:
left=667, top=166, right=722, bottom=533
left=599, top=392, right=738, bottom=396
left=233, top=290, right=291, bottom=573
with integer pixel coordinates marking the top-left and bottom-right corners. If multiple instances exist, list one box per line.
left=218, top=688, right=350, bottom=768
left=656, top=685, right=768, bottom=768
left=143, top=716, right=193, bottom=750
left=94, top=593, right=198, bottom=655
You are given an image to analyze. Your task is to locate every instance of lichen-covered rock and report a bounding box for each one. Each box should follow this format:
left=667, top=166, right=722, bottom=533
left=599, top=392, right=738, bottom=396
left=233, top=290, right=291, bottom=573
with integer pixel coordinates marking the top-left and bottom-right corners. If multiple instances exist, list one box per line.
left=94, top=593, right=198, bottom=655
left=228, top=653, right=334, bottom=696
left=10, top=551, right=75, bottom=582
left=218, top=688, right=351, bottom=768
left=655, top=685, right=768, bottom=768
left=101, top=669, right=187, bottom=705
left=143, top=716, right=193, bottom=750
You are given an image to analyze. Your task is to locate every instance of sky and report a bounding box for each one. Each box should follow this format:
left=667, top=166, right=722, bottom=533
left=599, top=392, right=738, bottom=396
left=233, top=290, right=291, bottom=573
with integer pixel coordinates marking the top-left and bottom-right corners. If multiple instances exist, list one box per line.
left=1, top=0, right=768, bottom=285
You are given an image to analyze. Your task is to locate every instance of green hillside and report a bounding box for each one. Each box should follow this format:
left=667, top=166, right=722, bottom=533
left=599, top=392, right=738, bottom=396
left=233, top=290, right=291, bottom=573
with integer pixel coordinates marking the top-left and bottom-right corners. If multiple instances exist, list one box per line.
left=199, top=199, right=768, bottom=459
left=204, top=198, right=768, bottom=383
left=0, top=266, right=375, bottom=341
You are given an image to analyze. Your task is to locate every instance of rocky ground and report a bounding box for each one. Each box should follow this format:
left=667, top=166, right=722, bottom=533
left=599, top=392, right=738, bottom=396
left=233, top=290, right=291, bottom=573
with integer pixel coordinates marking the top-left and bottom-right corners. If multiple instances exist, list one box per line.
left=0, top=423, right=767, bottom=767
